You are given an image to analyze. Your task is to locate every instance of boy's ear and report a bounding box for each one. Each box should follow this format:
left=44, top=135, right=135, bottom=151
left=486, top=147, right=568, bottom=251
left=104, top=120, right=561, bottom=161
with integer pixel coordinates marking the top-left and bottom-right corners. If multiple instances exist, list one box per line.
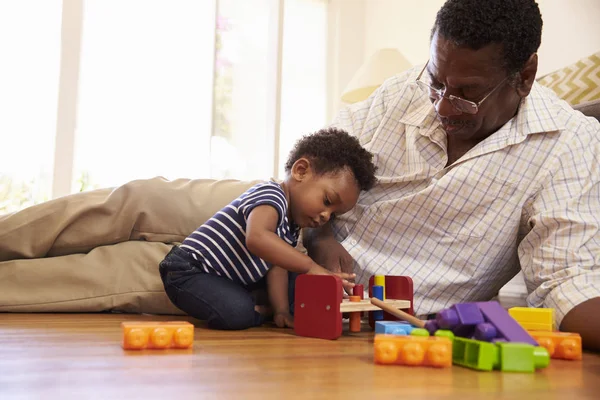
left=291, top=158, right=311, bottom=181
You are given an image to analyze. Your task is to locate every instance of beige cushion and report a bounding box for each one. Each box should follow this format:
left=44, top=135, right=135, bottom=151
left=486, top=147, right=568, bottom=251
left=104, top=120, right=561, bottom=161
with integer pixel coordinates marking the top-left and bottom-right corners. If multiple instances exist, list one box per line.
left=537, top=51, right=600, bottom=106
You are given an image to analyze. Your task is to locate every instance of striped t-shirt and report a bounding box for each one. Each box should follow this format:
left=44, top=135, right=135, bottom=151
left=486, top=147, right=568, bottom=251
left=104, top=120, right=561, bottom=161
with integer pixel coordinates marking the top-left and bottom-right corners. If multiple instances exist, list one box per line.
left=180, top=181, right=300, bottom=285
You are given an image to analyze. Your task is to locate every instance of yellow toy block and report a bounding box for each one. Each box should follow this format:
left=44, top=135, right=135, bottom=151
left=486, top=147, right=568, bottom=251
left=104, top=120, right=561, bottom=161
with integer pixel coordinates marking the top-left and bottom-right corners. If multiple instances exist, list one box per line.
left=374, top=334, right=452, bottom=368
left=508, top=307, right=554, bottom=331
left=122, top=321, right=194, bottom=350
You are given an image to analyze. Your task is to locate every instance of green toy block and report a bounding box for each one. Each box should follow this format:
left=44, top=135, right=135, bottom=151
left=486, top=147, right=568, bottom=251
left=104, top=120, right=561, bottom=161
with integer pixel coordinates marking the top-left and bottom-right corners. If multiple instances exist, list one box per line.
left=496, top=343, right=550, bottom=373
left=452, top=337, right=498, bottom=371
left=434, top=329, right=455, bottom=341
left=410, top=328, right=430, bottom=337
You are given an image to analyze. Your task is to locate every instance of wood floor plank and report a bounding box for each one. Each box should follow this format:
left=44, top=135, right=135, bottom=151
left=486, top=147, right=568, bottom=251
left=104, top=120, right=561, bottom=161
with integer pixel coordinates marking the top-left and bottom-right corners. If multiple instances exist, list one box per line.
left=0, top=313, right=598, bottom=399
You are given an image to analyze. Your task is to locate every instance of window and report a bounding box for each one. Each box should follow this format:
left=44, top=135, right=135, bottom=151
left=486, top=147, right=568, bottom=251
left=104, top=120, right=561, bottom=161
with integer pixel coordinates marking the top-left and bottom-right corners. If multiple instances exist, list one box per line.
left=0, top=1, right=62, bottom=214
left=1, top=0, right=328, bottom=213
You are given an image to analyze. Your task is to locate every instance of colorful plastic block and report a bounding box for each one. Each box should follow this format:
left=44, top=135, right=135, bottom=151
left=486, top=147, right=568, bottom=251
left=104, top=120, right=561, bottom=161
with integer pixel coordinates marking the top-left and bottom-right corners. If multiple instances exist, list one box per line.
left=434, top=330, right=455, bottom=341
left=452, top=337, right=549, bottom=372
left=410, top=328, right=430, bottom=337
left=528, top=331, right=582, bottom=360
left=476, top=301, right=538, bottom=345
left=349, top=296, right=361, bottom=333
left=496, top=342, right=550, bottom=372
left=508, top=307, right=555, bottom=331
left=121, top=321, right=194, bottom=350
left=294, top=274, right=343, bottom=340
left=374, top=275, right=386, bottom=299
left=375, top=321, right=414, bottom=335
left=453, top=337, right=498, bottom=371
left=374, top=335, right=452, bottom=368
left=372, top=285, right=384, bottom=321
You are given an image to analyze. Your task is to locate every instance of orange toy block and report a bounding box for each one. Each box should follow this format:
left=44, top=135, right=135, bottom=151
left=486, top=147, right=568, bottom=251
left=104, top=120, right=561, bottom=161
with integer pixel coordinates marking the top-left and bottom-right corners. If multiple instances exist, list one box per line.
left=528, top=331, right=582, bottom=360
left=374, top=334, right=452, bottom=368
left=122, top=321, right=194, bottom=350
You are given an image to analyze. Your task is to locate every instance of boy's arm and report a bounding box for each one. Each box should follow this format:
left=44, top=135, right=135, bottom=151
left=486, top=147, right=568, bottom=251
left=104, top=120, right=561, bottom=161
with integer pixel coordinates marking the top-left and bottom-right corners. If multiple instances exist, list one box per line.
left=267, top=266, right=293, bottom=328
left=246, top=205, right=355, bottom=284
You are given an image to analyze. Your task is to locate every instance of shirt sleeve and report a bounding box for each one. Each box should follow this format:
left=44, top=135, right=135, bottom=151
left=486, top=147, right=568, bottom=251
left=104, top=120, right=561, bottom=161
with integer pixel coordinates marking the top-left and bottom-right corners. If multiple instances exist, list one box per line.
left=518, top=119, right=600, bottom=327
left=239, top=183, right=288, bottom=228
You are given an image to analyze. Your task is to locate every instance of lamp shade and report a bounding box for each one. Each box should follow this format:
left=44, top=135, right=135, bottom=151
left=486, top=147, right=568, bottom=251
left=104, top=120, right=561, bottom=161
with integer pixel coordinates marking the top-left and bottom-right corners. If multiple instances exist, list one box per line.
left=341, top=48, right=412, bottom=104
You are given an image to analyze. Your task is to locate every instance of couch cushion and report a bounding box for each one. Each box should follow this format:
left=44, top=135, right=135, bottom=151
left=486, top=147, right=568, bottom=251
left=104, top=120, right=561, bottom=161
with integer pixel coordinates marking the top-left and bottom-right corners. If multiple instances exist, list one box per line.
left=537, top=51, right=600, bottom=106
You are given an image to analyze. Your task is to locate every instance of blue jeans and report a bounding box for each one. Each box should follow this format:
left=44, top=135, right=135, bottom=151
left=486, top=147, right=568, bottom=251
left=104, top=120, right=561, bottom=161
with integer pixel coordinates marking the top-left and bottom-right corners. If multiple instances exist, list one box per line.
left=159, top=246, right=295, bottom=330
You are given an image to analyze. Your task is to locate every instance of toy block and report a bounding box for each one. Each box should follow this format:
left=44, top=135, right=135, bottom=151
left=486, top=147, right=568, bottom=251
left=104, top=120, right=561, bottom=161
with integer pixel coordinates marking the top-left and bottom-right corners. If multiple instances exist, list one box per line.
left=453, top=303, right=485, bottom=325
left=410, top=328, right=430, bottom=337
left=294, top=275, right=412, bottom=340
left=374, top=335, right=453, bottom=368
left=375, top=321, right=414, bottom=335
left=121, top=321, right=194, bottom=350
left=352, top=284, right=364, bottom=298
left=496, top=342, right=550, bottom=372
left=368, top=275, right=414, bottom=329
left=434, top=330, right=455, bottom=341
left=528, top=331, right=582, bottom=360
left=452, top=337, right=498, bottom=371
left=372, top=285, right=384, bottom=320
left=349, top=296, right=361, bottom=333
left=508, top=307, right=555, bottom=331
left=374, top=275, right=386, bottom=299
left=294, top=274, right=343, bottom=340
left=452, top=337, right=549, bottom=372
left=340, top=299, right=410, bottom=313
left=476, top=301, right=538, bottom=346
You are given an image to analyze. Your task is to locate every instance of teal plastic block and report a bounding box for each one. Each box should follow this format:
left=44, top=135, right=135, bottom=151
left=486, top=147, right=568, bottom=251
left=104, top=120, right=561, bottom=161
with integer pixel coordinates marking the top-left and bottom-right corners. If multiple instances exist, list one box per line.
left=496, top=342, right=550, bottom=373
left=374, top=321, right=414, bottom=335
left=452, top=337, right=498, bottom=371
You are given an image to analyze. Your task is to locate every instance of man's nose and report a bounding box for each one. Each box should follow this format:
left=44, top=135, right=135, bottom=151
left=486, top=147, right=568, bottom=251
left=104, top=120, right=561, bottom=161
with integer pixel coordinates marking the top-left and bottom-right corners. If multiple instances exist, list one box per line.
left=435, top=96, right=462, bottom=118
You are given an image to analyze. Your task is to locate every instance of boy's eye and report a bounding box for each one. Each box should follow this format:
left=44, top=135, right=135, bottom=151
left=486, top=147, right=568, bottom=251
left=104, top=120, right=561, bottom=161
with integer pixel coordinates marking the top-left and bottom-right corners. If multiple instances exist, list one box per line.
left=324, top=197, right=331, bottom=206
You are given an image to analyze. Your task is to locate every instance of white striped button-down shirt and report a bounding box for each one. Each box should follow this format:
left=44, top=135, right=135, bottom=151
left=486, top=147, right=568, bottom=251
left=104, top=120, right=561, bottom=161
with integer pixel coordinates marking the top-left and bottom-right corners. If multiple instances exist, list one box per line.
left=331, top=67, right=600, bottom=325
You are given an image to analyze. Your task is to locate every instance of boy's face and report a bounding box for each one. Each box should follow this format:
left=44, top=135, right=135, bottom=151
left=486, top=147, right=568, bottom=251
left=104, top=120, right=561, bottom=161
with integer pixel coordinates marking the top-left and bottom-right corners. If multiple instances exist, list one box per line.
left=289, top=161, right=360, bottom=229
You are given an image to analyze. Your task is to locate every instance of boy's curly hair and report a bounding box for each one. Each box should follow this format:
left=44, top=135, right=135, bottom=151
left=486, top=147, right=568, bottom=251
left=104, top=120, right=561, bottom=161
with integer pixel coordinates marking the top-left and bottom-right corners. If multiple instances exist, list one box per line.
left=284, top=128, right=378, bottom=191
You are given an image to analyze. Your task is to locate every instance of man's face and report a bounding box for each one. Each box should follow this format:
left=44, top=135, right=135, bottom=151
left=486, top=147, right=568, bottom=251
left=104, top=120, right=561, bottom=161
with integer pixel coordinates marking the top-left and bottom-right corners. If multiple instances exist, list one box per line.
left=426, top=33, right=523, bottom=143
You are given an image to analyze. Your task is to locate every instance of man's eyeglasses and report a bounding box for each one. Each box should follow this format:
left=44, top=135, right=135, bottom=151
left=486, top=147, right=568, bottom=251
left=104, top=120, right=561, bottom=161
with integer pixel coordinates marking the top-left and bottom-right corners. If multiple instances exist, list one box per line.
left=414, top=61, right=510, bottom=115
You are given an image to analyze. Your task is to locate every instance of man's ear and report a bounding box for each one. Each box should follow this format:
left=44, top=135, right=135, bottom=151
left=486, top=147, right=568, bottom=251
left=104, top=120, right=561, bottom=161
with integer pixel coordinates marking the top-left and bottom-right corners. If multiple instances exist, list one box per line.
left=515, top=53, right=538, bottom=97
left=291, top=158, right=311, bottom=181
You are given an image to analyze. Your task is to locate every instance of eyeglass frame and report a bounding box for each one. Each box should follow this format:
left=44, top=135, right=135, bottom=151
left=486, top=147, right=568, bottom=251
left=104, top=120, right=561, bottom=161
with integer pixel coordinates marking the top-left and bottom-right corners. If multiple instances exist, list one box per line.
left=414, top=61, right=511, bottom=115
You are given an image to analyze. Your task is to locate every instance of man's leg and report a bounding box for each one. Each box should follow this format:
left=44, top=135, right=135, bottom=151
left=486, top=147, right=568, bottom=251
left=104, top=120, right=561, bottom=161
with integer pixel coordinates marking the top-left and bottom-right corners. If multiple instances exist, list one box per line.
left=0, top=241, right=182, bottom=314
left=0, top=177, right=257, bottom=260
left=0, top=176, right=257, bottom=313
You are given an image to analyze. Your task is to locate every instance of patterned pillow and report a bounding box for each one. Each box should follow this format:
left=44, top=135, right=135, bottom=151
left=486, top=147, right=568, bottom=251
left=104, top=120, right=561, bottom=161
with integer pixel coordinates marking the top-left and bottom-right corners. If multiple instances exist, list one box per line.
left=537, top=51, right=600, bottom=106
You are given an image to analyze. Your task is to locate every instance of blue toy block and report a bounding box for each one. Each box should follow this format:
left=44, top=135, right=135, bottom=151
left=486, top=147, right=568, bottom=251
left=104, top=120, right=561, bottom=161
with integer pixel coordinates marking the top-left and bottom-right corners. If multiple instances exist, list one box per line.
left=372, top=285, right=384, bottom=321
left=375, top=321, right=414, bottom=335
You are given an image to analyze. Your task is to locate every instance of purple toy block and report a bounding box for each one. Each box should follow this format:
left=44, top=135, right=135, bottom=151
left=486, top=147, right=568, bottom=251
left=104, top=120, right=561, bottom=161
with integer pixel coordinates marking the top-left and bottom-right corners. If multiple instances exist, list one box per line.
left=452, top=303, right=484, bottom=325
left=425, top=320, right=439, bottom=335
left=436, top=309, right=459, bottom=329
left=476, top=301, right=538, bottom=346
left=474, top=322, right=497, bottom=341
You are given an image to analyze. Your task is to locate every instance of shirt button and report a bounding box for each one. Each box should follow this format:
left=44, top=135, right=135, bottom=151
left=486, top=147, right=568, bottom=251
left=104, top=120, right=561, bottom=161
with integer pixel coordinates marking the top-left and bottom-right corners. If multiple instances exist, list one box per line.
left=351, top=239, right=358, bottom=246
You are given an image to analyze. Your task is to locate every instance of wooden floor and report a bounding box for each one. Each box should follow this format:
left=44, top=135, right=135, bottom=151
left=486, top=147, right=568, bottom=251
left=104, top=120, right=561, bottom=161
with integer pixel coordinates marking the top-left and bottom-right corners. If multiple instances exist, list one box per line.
left=0, top=313, right=598, bottom=400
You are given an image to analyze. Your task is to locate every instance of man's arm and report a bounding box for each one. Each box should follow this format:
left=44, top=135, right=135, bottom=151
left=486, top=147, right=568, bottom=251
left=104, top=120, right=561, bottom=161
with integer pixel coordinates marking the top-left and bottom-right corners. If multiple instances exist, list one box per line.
left=518, top=119, right=600, bottom=351
left=560, top=298, right=600, bottom=351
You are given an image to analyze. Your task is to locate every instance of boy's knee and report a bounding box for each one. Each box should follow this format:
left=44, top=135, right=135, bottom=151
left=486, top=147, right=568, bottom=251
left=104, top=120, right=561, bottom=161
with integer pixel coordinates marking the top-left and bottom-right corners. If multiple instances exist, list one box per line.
left=207, top=302, right=258, bottom=330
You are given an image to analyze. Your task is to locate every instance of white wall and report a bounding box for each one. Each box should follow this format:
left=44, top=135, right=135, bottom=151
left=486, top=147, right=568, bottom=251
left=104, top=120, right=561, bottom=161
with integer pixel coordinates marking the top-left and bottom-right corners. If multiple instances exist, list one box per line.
left=329, top=0, right=600, bottom=119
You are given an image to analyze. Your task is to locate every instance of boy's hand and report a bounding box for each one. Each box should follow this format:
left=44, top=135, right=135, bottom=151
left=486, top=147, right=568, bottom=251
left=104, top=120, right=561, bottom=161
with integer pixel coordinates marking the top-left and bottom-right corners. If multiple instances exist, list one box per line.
left=308, top=264, right=356, bottom=291
left=274, top=311, right=294, bottom=328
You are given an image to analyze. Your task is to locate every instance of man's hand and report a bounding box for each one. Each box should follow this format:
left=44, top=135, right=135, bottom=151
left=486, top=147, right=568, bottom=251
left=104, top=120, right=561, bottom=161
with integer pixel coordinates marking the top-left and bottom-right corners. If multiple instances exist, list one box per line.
left=273, top=311, right=294, bottom=328
left=307, top=263, right=356, bottom=291
left=305, top=230, right=354, bottom=275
